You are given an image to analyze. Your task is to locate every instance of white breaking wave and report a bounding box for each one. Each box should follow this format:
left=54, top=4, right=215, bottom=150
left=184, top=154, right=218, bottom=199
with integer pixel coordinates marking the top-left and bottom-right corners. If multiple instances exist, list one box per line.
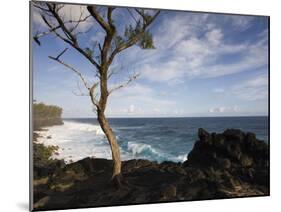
left=61, top=121, right=105, bottom=135
left=35, top=121, right=109, bottom=163
left=35, top=120, right=188, bottom=164
left=126, top=141, right=187, bottom=163
left=127, top=142, right=158, bottom=157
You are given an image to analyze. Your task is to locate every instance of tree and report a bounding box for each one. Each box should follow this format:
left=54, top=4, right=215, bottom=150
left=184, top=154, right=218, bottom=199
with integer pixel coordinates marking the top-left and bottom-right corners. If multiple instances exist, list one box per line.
left=32, top=2, right=160, bottom=187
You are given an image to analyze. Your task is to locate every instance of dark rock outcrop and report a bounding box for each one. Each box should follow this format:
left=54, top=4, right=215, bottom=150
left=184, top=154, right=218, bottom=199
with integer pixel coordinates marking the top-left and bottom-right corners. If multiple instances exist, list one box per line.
left=185, top=128, right=269, bottom=187
left=33, top=128, right=269, bottom=211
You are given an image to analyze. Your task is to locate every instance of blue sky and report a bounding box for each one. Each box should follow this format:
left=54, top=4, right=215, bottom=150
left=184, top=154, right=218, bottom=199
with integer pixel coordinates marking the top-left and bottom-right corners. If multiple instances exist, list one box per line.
left=32, top=4, right=269, bottom=118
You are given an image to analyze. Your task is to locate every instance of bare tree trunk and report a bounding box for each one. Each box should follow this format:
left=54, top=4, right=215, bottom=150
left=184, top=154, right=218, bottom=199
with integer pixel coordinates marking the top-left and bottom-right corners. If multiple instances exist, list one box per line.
left=33, top=2, right=160, bottom=189
left=97, top=107, right=122, bottom=187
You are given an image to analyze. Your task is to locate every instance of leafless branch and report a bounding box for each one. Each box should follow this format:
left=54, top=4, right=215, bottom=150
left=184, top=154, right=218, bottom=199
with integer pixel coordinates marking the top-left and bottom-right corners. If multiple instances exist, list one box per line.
left=33, top=13, right=91, bottom=45
left=108, top=73, right=140, bottom=95
left=126, top=8, right=138, bottom=24
left=87, top=6, right=111, bottom=32
left=72, top=90, right=89, bottom=96
left=56, top=47, right=68, bottom=60
left=33, top=3, right=52, bottom=14
left=48, top=49, right=90, bottom=90
left=55, top=4, right=64, bottom=12
left=75, top=25, right=93, bottom=37
left=46, top=3, right=77, bottom=42
left=108, top=63, right=125, bottom=79
left=107, top=7, right=116, bottom=28
left=33, top=25, right=61, bottom=45
left=108, top=69, right=116, bottom=79
left=72, top=79, right=89, bottom=96
left=40, top=14, right=73, bottom=46
left=68, top=9, right=92, bottom=33
left=35, top=3, right=101, bottom=70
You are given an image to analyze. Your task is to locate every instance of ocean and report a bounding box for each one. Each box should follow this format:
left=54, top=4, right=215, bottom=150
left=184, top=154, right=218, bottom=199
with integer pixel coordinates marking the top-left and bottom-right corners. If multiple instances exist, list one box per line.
left=37, top=116, right=269, bottom=163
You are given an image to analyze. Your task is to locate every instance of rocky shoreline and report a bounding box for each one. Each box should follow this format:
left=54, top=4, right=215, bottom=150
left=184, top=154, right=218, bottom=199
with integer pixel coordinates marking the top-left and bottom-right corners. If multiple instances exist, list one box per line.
left=33, top=128, right=269, bottom=211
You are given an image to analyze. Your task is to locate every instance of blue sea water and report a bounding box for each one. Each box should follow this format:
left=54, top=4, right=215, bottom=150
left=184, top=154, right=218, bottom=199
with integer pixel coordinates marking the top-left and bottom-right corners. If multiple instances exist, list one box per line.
left=40, top=116, right=268, bottom=163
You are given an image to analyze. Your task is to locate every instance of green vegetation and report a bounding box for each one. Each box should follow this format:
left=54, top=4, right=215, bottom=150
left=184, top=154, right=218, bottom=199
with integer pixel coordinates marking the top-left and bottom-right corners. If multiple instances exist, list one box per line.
left=32, top=102, right=64, bottom=178
left=33, top=102, right=62, bottom=120
left=33, top=102, right=63, bottom=129
left=33, top=133, right=65, bottom=179
left=33, top=142, right=59, bottom=165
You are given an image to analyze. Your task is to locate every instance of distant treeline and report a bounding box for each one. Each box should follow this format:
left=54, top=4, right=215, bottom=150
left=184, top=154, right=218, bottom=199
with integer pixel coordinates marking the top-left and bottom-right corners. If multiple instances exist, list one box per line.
left=34, top=103, right=62, bottom=119
left=33, top=102, right=63, bottom=129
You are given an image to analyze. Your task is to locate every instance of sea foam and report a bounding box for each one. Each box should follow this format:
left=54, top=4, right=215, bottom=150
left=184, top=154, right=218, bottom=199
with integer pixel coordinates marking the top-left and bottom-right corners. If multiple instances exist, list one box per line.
left=35, top=120, right=189, bottom=163
left=126, top=141, right=187, bottom=163
left=35, top=121, right=108, bottom=163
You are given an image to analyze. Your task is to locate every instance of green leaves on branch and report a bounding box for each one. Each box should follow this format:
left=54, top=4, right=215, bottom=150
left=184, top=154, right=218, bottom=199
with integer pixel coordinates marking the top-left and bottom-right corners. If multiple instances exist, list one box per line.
left=114, top=35, right=125, bottom=48
left=84, top=47, right=93, bottom=58
left=123, top=20, right=155, bottom=49
left=139, top=30, right=155, bottom=49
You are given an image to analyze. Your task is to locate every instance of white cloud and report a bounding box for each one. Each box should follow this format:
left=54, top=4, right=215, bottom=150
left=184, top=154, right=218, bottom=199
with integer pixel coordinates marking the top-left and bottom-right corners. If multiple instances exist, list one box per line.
left=106, top=83, right=177, bottom=117
left=209, top=106, right=239, bottom=113
left=32, top=3, right=94, bottom=33
left=33, top=8, right=268, bottom=117
left=154, top=13, right=204, bottom=49
left=232, top=73, right=268, bottom=101
left=213, top=88, right=225, bottom=93
left=128, top=104, right=135, bottom=113
left=32, top=9, right=47, bottom=29
left=118, top=15, right=268, bottom=83
left=140, top=61, right=185, bottom=83
left=90, top=31, right=106, bottom=45
left=123, top=13, right=268, bottom=83
left=153, top=108, right=161, bottom=113
left=205, top=29, right=223, bottom=46
left=227, top=15, right=255, bottom=30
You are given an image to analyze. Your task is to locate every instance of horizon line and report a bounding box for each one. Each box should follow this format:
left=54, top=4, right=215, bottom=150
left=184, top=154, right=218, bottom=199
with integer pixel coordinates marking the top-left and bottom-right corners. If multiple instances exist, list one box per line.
left=62, top=115, right=268, bottom=119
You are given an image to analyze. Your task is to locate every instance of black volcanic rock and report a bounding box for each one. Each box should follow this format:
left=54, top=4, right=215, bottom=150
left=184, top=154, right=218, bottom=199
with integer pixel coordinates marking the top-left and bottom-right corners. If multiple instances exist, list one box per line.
left=186, top=128, right=268, bottom=169
left=33, top=128, right=269, bottom=211
left=184, top=128, right=269, bottom=194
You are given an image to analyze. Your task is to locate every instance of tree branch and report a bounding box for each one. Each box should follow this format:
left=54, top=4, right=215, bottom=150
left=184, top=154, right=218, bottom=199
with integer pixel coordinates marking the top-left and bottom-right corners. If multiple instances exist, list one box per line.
left=146, top=10, right=160, bottom=26
left=89, top=82, right=100, bottom=107
left=46, top=3, right=76, bottom=42
left=55, top=47, right=68, bottom=60
left=33, top=15, right=92, bottom=45
left=33, top=3, right=53, bottom=14
left=108, top=73, right=140, bottom=95
left=107, top=7, right=116, bottom=28
left=126, top=8, right=138, bottom=24
left=69, top=11, right=92, bottom=33
left=107, top=36, right=139, bottom=66
left=87, top=5, right=111, bottom=32
left=72, top=80, right=89, bottom=96
left=135, top=9, right=160, bottom=27
left=33, top=25, right=61, bottom=45
left=48, top=49, right=90, bottom=90
left=72, top=90, right=89, bottom=96
left=40, top=14, right=73, bottom=46
left=107, top=10, right=160, bottom=66
left=37, top=3, right=101, bottom=70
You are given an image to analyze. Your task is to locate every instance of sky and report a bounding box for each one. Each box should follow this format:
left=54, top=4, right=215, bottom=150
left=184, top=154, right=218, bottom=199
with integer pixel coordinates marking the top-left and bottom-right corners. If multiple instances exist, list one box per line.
left=32, top=3, right=269, bottom=118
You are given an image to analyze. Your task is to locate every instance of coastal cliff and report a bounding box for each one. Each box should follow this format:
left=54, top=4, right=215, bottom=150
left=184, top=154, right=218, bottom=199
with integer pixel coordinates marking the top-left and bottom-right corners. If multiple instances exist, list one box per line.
left=33, top=128, right=269, bottom=210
